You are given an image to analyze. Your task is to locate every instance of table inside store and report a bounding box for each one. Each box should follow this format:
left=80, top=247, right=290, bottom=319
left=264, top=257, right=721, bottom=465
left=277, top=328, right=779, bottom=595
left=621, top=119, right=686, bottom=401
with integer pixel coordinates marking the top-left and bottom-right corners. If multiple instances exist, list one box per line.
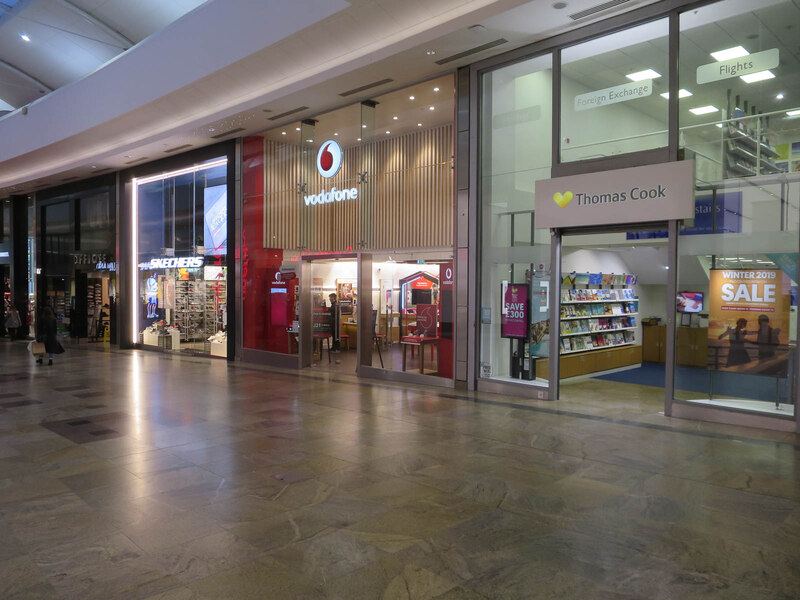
left=400, top=335, right=440, bottom=374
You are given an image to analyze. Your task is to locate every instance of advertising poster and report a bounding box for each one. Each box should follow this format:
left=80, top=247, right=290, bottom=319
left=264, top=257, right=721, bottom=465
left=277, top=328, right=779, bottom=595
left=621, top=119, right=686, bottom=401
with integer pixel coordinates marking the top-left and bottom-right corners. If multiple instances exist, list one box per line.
left=203, top=185, right=227, bottom=256
left=708, top=269, right=791, bottom=376
left=529, top=277, right=550, bottom=357
left=415, top=304, right=438, bottom=337
left=501, top=282, right=529, bottom=340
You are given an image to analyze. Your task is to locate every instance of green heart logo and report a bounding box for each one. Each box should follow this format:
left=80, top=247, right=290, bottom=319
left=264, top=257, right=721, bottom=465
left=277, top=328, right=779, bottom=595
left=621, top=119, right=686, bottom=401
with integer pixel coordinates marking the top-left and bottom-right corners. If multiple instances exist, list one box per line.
left=553, top=191, right=573, bottom=208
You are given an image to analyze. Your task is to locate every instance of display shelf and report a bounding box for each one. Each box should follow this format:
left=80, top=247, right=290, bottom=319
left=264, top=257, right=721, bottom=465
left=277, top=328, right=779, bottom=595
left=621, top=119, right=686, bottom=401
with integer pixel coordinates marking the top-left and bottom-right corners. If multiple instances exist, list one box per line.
left=561, top=341, right=637, bottom=355
left=561, top=326, right=637, bottom=338
left=562, top=312, right=639, bottom=321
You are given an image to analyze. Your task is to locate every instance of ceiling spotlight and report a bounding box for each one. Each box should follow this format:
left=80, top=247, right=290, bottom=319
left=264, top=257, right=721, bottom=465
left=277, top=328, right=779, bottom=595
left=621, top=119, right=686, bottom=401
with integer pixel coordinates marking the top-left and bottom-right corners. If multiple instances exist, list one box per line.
left=740, top=70, right=775, bottom=83
left=306, top=139, right=313, bottom=143
left=90, top=165, right=97, bottom=169
left=295, top=127, right=300, bottom=131
left=429, top=106, right=435, bottom=111
left=434, top=87, right=440, bottom=92
left=626, top=69, right=661, bottom=81
left=689, top=105, right=719, bottom=115
left=393, top=116, right=398, bottom=120
left=334, top=132, right=338, bottom=136
left=281, top=131, right=286, bottom=135
left=417, top=123, right=422, bottom=127
left=362, top=124, right=367, bottom=128
left=385, top=130, right=390, bottom=134
left=409, top=95, right=415, bottom=100
left=711, top=46, right=748, bottom=61
left=426, top=50, right=436, bottom=55
left=776, top=93, right=785, bottom=100
left=357, top=137, right=362, bottom=141
left=19, top=33, right=30, bottom=42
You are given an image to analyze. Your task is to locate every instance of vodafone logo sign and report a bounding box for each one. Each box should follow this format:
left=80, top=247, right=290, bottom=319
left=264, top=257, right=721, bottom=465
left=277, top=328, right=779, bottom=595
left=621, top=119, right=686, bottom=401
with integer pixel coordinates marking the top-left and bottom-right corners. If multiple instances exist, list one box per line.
left=316, top=140, right=343, bottom=178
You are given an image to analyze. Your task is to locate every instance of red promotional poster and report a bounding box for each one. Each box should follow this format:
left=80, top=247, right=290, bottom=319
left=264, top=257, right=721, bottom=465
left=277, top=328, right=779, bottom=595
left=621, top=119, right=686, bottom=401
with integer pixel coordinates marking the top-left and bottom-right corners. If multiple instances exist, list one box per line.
left=501, top=283, right=529, bottom=339
left=415, top=304, right=438, bottom=337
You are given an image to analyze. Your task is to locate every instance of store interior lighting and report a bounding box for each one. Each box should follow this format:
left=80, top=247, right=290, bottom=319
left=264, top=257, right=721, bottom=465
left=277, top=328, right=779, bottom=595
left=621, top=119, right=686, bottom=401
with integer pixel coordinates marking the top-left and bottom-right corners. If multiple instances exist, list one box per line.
left=689, top=105, right=718, bottom=115
left=710, top=46, right=748, bottom=61
left=740, top=70, right=775, bottom=83
left=625, top=69, right=660, bottom=81
left=660, top=89, right=692, bottom=99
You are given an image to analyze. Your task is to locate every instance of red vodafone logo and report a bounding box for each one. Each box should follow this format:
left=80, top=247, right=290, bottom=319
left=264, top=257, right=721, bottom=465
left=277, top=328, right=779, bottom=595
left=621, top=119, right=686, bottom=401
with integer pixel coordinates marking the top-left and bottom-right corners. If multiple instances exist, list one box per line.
left=316, top=140, right=343, bottom=178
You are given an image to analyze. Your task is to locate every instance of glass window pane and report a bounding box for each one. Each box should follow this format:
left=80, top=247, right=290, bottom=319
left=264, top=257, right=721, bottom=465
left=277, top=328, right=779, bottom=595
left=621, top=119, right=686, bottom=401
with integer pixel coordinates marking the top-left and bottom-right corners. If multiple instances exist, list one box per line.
left=480, top=54, right=552, bottom=385
left=676, top=0, right=800, bottom=417
left=560, top=19, right=669, bottom=162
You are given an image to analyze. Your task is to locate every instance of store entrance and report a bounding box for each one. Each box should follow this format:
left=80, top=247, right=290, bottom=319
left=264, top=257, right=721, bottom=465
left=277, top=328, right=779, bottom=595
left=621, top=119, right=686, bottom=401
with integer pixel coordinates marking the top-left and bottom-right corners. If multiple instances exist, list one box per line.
left=556, top=226, right=669, bottom=409
left=303, top=258, right=359, bottom=373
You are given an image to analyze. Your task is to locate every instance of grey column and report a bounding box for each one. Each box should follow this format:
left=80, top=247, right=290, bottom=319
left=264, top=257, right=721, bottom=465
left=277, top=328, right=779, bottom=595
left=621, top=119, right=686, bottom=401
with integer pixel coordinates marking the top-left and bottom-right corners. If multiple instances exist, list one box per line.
left=456, top=66, right=472, bottom=388
left=10, top=195, right=30, bottom=338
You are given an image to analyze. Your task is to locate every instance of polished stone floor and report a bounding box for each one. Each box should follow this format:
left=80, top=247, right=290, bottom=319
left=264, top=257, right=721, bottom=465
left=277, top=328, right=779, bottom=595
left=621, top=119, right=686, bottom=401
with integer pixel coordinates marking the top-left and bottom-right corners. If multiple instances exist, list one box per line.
left=1, top=339, right=799, bottom=599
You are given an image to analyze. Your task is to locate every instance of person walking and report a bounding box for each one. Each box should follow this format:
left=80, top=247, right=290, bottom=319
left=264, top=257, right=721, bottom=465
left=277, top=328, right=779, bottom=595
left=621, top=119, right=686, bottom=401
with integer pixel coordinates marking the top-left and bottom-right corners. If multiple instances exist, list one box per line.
left=36, top=306, right=64, bottom=366
left=4, top=304, right=21, bottom=341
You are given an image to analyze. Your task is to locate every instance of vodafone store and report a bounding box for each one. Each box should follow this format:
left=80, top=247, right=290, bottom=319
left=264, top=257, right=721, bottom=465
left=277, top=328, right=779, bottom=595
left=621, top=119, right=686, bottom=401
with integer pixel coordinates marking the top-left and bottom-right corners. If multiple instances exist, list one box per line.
left=240, top=75, right=455, bottom=383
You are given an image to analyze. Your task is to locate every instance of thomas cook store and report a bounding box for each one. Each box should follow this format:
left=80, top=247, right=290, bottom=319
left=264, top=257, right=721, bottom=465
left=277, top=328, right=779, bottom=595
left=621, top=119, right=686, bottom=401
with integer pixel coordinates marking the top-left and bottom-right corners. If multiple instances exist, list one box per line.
left=120, top=143, right=235, bottom=359
left=474, top=0, right=800, bottom=432
left=240, top=75, right=455, bottom=384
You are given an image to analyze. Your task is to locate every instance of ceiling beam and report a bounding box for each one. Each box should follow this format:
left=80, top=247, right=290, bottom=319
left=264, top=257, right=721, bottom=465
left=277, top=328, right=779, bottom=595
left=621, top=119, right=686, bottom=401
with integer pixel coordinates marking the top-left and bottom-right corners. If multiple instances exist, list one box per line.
left=0, top=58, right=53, bottom=95
left=52, top=0, right=133, bottom=49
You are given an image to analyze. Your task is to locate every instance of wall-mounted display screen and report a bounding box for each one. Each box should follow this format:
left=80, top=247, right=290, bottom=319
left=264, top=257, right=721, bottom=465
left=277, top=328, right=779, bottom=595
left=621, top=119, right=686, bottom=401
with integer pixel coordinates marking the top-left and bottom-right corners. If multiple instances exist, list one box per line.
left=677, top=292, right=703, bottom=313
left=204, top=185, right=227, bottom=256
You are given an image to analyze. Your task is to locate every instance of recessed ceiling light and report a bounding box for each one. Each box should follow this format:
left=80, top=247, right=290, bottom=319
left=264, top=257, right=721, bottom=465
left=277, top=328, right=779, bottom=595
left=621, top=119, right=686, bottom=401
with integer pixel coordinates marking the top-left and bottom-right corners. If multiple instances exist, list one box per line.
left=362, top=124, right=367, bottom=128
left=208, top=128, right=215, bottom=132
left=626, top=69, right=661, bottom=81
left=90, top=165, right=97, bottom=169
left=334, top=132, right=338, bottom=136
left=710, top=46, right=748, bottom=61
left=660, top=89, right=693, bottom=99
left=385, top=130, right=390, bottom=134
left=434, top=87, right=440, bottom=92
left=357, top=137, right=362, bottom=141
left=417, top=123, right=422, bottom=127
left=281, top=131, right=286, bottom=135
left=787, top=109, right=800, bottom=116
left=19, top=33, right=30, bottom=42
left=429, top=106, right=435, bottom=111
left=740, top=70, right=775, bottom=83
left=776, top=93, right=785, bottom=100
left=306, top=139, right=313, bottom=143
left=689, top=105, right=719, bottom=115
left=409, top=95, right=415, bottom=100
left=426, top=50, right=436, bottom=55
left=295, top=127, right=300, bottom=131
left=393, top=116, right=398, bottom=120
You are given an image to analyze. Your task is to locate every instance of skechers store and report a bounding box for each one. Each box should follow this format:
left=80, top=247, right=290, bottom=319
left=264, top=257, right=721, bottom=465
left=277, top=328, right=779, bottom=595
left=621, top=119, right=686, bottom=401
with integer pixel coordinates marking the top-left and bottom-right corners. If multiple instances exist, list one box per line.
left=240, top=75, right=456, bottom=385
left=473, top=0, right=800, bottom=432
left=119, top=143, right=235, bottom=359
left=35, top=176, right=117, bottom=342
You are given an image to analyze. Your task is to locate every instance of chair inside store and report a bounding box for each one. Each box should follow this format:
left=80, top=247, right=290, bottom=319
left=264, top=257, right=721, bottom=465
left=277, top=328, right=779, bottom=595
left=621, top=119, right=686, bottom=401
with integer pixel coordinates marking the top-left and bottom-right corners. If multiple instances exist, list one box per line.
left=308, top=258, right=358, bottom=372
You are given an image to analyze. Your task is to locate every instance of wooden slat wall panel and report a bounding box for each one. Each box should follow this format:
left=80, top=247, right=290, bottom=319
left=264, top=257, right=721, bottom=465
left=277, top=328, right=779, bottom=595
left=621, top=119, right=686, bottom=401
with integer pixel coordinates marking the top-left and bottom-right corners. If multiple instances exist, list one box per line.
left=263, top=123, right=453, bottom=251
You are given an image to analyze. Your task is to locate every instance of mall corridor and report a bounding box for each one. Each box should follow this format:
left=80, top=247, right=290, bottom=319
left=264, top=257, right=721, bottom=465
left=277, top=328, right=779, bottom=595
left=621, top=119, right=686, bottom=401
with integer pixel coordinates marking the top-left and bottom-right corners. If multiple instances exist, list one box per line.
left=0, top=339, right=798, bottom=599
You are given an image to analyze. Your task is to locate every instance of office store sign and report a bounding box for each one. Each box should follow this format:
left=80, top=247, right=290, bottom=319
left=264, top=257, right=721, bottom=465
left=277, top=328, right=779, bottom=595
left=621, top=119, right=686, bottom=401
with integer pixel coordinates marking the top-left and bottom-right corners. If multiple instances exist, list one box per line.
left=304, top=140, right=358, bottom=206
left=535, top=161, right=695, bottom=229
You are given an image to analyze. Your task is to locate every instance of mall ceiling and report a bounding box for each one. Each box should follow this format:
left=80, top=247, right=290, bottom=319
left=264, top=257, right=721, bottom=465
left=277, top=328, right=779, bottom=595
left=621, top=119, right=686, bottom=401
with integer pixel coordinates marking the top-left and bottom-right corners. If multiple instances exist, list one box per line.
left=0, top=0, right=207, bottom=112
left=0, top=0, right=663, bottom=197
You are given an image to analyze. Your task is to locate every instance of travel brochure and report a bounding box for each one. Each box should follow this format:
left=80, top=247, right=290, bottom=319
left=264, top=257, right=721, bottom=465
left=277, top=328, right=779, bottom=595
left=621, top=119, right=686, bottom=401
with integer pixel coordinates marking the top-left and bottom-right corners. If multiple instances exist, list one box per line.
left=560, top=302, right=637, bottom=317
left=560, top=315, right=636, bottom=335
left=562, top=272, right=638, bottom=286
left=560, top=330, right=635, bottom=353
left=561, top=288, right=636, bottom=302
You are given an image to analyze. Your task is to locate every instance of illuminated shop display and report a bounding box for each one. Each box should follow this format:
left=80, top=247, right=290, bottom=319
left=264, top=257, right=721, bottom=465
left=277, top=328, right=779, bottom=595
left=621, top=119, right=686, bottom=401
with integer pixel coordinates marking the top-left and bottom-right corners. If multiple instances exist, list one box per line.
left=130, top=158, right=229, bottom=357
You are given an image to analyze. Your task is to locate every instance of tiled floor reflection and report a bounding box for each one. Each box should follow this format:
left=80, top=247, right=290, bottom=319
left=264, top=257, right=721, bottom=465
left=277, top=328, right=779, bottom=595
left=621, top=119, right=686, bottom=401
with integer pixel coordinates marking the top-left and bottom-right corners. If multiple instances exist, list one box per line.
left=0, top=339, right=799, bottom=599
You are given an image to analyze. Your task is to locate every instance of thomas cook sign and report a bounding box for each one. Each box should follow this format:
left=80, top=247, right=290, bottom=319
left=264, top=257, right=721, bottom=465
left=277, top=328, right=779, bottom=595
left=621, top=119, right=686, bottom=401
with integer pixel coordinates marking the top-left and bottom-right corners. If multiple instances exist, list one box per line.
left=534, top=161, right=695, bottom=229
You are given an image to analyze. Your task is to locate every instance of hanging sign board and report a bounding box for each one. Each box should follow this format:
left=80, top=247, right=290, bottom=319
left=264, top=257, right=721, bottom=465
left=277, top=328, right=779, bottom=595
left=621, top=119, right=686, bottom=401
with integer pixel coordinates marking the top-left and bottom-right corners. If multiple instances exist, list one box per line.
left=708, top=268, right=791, bottom=376
left=697, top=48, right=779, bottom=85
left=534, top=161, right=695, bottom=229
left=574, top=79, right=653, bottom=111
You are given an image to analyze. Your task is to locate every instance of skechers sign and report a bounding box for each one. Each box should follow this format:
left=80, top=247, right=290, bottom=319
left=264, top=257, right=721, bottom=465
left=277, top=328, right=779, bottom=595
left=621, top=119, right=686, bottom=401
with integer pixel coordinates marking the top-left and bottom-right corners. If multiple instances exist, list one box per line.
left=534, top=161, right=695, bottom=229
left=304, top=139, right=358, bottom=206
left=139, top=256, right=205, bottom=270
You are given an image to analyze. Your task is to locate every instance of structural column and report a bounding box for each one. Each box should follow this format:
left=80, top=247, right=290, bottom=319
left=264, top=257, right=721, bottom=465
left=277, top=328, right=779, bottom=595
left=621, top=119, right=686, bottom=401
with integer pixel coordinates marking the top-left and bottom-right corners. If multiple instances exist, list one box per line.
left=10, top=194, right=30, bottom=338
